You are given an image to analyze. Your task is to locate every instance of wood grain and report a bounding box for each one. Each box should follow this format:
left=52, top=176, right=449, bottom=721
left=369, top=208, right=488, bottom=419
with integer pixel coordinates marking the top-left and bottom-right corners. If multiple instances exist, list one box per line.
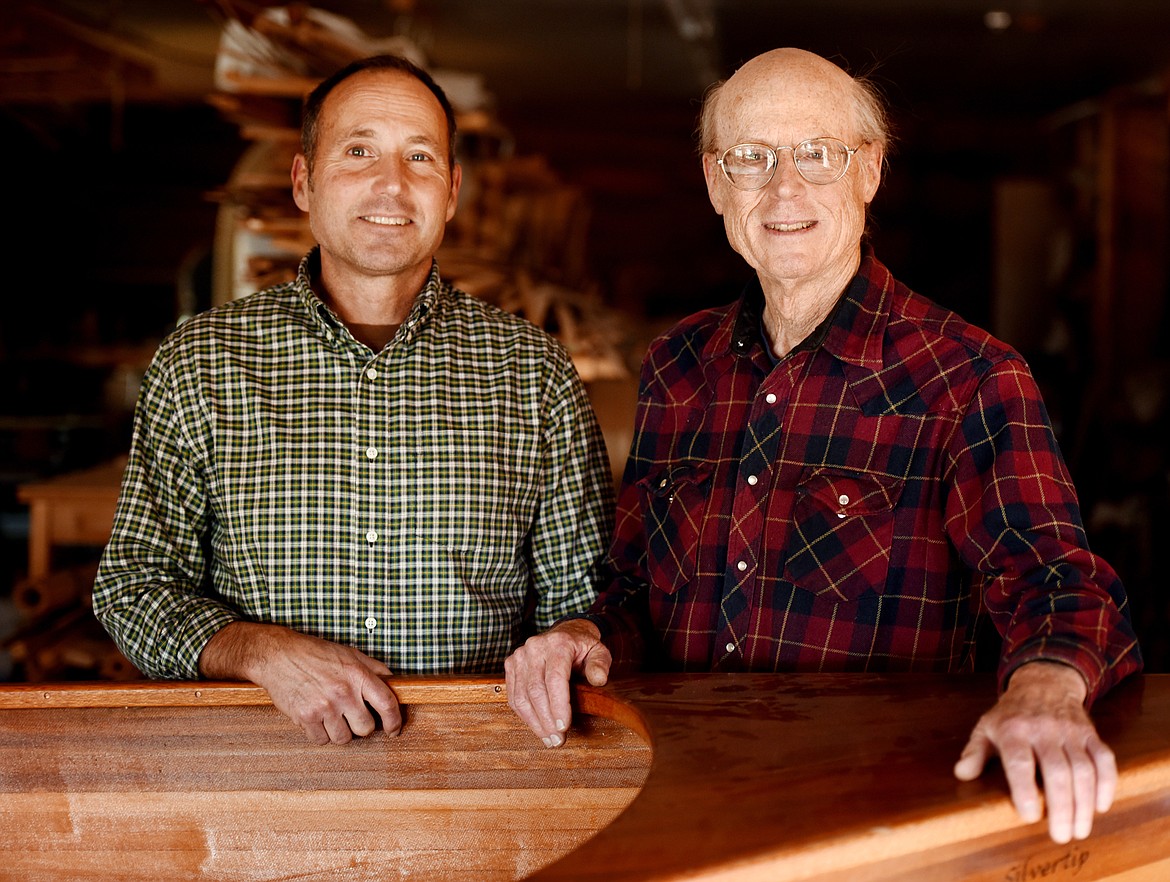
left=1, top=674, right=1167, bottom=881
left=0, top=675, right=508, bottom=709
left=535, top=674, right=1170, bottom=882
left=0, top=679, right=648, bottom=881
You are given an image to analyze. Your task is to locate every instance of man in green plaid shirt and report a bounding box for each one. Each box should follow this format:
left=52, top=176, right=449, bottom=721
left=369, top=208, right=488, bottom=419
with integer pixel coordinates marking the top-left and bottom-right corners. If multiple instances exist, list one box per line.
left=93, top=55, right=614, bottom=745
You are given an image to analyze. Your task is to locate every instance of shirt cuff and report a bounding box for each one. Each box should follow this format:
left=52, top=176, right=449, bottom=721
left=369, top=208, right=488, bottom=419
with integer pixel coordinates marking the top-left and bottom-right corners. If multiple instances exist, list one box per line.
left=998, top=639, right=1106, bottom=706
left=152, top=599, right=241, bottom=680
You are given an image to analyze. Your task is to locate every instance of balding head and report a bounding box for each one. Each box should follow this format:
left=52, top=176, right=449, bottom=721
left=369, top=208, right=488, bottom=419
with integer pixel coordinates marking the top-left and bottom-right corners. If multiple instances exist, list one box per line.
left=699, top=48, right=889, bottom=156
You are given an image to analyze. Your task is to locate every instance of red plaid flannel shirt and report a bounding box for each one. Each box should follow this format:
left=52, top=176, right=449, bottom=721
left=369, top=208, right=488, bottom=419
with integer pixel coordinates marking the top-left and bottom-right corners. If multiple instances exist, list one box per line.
left=585, top=253, right=1141, bottom=704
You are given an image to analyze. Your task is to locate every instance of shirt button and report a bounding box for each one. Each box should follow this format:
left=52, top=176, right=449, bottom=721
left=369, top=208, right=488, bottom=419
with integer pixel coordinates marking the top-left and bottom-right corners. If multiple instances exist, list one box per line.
left=364, top=616, right=377, bottom=630
left=366, top=367, right=378, bottom=380
left=838, top=494, right=850, bottom=505
left=366, top=446, right=378, bottom=459
left=747, top=475, right=758, bottom=486
left=765, top=393, right=777, bottom=404
left=736, top=560, right=747, bottom=572
left=366, top=530, right=378, bottom=543
left=725, top=642, right=735, bottom=653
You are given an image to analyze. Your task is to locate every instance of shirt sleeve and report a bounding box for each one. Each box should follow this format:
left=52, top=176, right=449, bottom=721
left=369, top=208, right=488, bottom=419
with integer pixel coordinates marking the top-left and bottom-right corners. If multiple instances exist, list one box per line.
left=942, top=356, right=1143, bottom=705
left=92, top=342, right=240, bottom=679
left=527, top=347, right=616, bottom=631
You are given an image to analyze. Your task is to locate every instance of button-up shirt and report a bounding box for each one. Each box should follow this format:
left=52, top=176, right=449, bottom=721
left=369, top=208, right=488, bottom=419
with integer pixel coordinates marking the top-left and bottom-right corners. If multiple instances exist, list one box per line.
left=588, top=252, right=1140, bottom=704
left=94, top=252, right=614, bottom=679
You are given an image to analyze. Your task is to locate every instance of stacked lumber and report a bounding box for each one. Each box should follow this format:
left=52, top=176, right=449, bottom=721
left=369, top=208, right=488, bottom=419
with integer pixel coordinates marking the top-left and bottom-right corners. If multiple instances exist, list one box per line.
left=204, top=1, right=630, bottom=381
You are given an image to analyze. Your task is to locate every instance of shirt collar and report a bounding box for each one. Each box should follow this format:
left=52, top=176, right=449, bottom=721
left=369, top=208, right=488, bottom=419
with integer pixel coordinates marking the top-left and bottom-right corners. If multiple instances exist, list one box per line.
left=293, top=248, right=443, bottom=348
left=715, top=247, right=891, bottom=370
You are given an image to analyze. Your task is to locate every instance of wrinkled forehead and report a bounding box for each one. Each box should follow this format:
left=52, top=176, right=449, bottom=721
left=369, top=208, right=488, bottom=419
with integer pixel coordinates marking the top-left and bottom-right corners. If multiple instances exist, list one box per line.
left=713, top=63, right=861, bottom=146
left=322, top=69, right=446, bottom=133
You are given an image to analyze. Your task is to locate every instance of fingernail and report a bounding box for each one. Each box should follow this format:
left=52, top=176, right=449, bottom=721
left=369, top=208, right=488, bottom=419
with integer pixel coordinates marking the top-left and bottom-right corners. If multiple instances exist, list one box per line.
left=542, top=736, right=554, bottom=748
left=555, top=718, right=566, bottom=731
left=547, top=733, right=563, bottom=748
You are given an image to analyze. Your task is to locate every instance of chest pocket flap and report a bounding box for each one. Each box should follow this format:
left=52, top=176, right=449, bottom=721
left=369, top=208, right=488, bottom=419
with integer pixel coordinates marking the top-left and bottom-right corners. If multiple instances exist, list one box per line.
left=637, top=461, right=712, bottom=595
left=783, top=468, right=904, bottom=603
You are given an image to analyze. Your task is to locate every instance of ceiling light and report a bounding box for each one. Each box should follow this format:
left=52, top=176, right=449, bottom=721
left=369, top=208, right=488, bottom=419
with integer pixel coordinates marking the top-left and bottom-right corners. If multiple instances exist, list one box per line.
left=984, top=10, right=1012, bottom=30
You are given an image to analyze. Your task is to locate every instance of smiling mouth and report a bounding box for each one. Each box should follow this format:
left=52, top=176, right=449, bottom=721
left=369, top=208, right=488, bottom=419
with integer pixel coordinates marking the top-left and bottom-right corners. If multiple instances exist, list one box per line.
left=764, top=221, right=816, bottom=232
left=361, top=215, right=411, bottom=226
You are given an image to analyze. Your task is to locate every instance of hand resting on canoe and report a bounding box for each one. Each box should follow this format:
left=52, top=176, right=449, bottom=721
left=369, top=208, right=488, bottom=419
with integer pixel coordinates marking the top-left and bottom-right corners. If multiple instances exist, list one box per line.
left=507, top=631, right=1115, bottom=846
left=199, top=621, right=402, bottom=745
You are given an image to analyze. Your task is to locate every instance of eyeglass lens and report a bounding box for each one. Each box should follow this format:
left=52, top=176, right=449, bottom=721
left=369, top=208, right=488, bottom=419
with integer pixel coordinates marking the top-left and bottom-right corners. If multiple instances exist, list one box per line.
left=721, top=139, right=852, bottom=188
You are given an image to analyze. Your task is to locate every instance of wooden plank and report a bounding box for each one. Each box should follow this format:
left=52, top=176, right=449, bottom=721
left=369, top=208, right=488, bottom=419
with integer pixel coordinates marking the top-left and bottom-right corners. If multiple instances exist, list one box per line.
left=0, top=675, right=508, bottom=709
left=0, top=682, right=650, bottom=882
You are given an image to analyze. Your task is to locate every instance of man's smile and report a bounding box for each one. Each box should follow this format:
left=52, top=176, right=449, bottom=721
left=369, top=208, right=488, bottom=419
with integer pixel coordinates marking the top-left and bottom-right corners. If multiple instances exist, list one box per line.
left=764, top=220, right=816, bottom=232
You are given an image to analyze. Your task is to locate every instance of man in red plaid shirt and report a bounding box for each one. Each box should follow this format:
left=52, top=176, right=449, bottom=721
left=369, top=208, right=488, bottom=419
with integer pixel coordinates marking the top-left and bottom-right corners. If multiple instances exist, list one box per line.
left=505, top=48, right=1142, bottom=844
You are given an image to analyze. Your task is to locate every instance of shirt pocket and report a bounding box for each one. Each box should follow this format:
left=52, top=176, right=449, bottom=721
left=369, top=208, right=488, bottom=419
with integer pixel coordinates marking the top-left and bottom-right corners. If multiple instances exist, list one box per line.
left=782, top=468, right=903, bottom=603
left=637, top=461, right=712, bottom=595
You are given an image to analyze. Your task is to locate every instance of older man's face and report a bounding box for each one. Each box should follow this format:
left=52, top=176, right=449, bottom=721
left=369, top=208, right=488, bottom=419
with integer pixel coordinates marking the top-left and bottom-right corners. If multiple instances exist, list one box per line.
left=702, top=56, right=883, bottom=296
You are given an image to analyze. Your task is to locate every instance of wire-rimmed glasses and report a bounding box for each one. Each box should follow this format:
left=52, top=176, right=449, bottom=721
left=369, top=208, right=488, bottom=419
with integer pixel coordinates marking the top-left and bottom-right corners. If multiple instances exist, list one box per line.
left=716, top=138, right=864, bottom=189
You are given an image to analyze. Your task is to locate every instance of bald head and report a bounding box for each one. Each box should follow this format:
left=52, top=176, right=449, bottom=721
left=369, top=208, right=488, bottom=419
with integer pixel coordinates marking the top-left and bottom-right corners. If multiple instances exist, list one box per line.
left=699, top=48, right=888, bottom=155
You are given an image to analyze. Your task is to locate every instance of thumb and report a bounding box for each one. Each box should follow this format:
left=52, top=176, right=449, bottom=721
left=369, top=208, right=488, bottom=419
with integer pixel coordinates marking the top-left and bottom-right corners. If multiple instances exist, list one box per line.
left=582, top=645, right=612, bottom=687
left=954, top=730, right=992, bottom=781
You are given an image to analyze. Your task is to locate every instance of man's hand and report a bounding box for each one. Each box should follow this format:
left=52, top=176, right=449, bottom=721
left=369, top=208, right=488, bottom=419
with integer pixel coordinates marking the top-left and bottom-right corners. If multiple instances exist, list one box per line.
left=954, top=660, right=1116, bottom=843
left=504, top=619, right=612, bottom=748
left=199, top=622, right=402, bottom=745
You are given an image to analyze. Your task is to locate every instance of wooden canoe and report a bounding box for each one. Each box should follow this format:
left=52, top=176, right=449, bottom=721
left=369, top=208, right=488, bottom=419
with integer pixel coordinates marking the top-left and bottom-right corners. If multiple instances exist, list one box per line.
left=0, top=673, right=1166, bottom=881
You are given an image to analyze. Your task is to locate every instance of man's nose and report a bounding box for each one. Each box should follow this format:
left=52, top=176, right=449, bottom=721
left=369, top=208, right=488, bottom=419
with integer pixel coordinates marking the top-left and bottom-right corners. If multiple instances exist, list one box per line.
left=769, top=149, right=805, bottom=191
left=371, top=156, right=405, bottom=193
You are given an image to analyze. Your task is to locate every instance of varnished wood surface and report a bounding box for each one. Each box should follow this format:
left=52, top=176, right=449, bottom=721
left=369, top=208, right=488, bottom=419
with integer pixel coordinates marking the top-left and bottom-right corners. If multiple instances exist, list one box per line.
left=548, top=674, right=1170, bottom=882
left=0, top=675, right=509, bottom=708
left=0, top=676, right=649, bottom=882
left=0, top=674, right=1167, bottom=881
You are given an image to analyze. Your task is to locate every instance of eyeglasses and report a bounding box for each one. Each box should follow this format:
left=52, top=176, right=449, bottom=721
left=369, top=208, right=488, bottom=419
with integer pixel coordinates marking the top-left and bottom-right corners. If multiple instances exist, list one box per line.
left=716, top=138, right=864, bottom=189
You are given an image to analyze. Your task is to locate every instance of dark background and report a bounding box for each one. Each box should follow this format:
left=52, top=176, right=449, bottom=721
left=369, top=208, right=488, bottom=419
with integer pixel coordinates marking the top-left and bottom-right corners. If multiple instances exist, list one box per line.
left=2, top=0, right=1168, bottom=674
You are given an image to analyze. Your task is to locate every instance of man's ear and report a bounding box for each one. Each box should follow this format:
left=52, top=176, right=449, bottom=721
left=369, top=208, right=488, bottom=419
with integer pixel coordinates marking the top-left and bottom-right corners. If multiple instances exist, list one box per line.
left=291, top=154, right=310, bottom=212
left=859, top=142, right=884, bottom=205
left=446, top=162, right=463, bottom=222
left=701, top=152, right=726, bottom=217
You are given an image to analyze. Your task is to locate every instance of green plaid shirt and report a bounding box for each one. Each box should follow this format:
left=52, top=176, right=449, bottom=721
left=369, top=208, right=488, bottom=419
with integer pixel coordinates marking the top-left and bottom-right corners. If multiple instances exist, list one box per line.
left=94, top=252, right=614, bottom=679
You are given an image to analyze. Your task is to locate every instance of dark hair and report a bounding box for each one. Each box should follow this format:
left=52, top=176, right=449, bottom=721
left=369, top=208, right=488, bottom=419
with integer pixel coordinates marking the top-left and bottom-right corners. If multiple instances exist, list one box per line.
left=300, top=54, right=458, bottom=171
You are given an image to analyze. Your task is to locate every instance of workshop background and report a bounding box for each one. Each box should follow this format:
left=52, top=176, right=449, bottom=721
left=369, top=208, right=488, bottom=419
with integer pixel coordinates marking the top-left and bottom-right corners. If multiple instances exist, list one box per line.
left=2, top=0, right=1168, bottom=678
